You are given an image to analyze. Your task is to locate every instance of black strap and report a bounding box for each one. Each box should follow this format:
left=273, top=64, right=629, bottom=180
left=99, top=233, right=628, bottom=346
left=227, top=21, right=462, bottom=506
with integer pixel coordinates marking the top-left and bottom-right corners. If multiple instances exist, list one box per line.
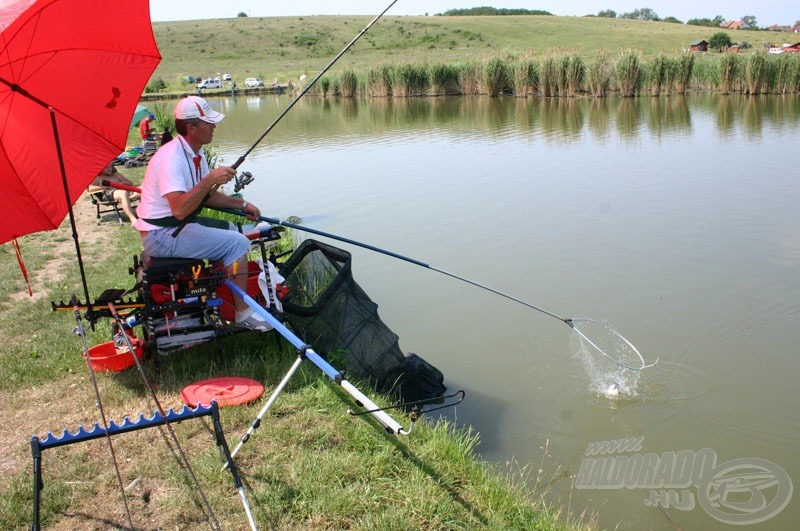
left=143, top=216, right=230, bottom=230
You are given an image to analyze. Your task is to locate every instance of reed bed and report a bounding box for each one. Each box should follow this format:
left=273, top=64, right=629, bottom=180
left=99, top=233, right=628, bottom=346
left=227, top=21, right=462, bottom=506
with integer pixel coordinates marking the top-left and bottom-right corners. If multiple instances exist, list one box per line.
left=743, top=51, right=768, bottom=95
left=614, top=49, right=642, bottom=97
left=429, top=62, right=462, bottom=95
left=365, top=64, right=395, bottom=97
left=585, top=52, right=612, bottom=97
left=319, top=51, right=798, bottom=98
left=539, top=53, right=559, bottom=97
left=510, top=54, right=539, bottom=97
left=564, top=54, right=585, bottom=97
left=482, top=56, right=512, bottom=96
left=394, top=63, right=429, bottom=97
left=774, top=54, right=800, bottom=94
left=718, top=54, right=739, bottom=95
left=458, top=60, right=483, bottom=96
left=646, top=53, right=668, bottom=96
left=338, top=68, right=359, bottom=98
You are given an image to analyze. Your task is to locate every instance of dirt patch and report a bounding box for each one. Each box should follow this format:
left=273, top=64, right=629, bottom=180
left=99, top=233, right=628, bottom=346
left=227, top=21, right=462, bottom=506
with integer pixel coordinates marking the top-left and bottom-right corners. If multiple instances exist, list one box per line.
left=8, top=195, right=122, bottom=303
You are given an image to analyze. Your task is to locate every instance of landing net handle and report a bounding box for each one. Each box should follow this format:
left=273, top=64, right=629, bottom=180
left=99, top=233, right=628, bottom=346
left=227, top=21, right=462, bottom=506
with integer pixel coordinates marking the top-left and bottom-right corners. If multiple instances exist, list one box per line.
left=225, top=280, right=409, bottom=435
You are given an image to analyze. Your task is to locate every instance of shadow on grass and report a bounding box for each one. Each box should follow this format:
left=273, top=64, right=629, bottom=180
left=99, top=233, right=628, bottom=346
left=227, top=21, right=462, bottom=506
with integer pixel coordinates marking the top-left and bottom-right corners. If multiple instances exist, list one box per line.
left=326, top=383, right=491, bottom=527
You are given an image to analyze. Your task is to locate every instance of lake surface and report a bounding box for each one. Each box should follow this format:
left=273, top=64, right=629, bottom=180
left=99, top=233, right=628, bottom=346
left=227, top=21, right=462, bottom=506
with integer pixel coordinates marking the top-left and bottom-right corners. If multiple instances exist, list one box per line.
left=206, top=93, right=799, bottom=530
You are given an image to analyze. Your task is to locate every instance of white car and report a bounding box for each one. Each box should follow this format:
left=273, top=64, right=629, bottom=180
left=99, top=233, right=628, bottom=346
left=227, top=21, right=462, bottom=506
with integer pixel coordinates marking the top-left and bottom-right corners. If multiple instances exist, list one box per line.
left=197, top=78, right=221, bottom=89
left=245, top=77, right=264, bottom=88
left=222, top=73, right=232, bottom=81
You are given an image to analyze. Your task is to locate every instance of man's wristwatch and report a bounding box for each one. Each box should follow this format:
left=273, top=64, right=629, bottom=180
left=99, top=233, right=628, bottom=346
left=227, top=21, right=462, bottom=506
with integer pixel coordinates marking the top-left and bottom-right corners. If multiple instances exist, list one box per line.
left=241, top=200, right=249, bottom=210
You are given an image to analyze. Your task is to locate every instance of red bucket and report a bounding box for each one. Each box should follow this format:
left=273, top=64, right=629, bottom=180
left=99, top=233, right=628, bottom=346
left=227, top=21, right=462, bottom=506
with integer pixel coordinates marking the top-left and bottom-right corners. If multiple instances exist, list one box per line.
left=217, top=260, right=266, bottom=322
left=87, top=335, right=144, bottom=372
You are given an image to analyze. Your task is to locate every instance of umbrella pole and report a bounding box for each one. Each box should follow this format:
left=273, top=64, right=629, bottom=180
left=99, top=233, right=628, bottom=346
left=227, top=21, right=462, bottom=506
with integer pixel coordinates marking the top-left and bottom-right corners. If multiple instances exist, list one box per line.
left=50, top=108, right=94, bottom=326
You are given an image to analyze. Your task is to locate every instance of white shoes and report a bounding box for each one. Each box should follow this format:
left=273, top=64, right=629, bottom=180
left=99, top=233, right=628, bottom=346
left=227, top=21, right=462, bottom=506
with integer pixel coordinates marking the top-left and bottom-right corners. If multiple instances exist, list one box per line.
left=235, top=308, right=270, bottom=332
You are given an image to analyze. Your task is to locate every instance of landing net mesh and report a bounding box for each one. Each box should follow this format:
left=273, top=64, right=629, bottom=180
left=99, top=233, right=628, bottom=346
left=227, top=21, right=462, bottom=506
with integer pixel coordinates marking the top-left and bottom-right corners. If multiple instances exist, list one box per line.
left=278, top=239, right=446, bottom=404
left=569, top=318, right=649, bottom=396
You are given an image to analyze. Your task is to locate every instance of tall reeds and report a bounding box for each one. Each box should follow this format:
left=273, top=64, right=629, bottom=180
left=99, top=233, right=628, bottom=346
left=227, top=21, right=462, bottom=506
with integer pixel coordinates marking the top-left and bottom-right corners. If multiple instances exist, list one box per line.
left=366, top=64, right=396, bottom=97
left=564, top=54, right=585, bottom=97
left=510, top=55, right=538, bottom=97
left=662, top=57, right=677, bottom=96
left=309, top=50, right=796, bottom=100
left=718, top=53, right=739, bottom=95
left=774, top=53, right=800, bottom=94
left=394, top=63, right=429, bottom=97
left=539, top=53, right=559, bottom=97
left=482, top=56, right=511, bottom=96
left=743, top=51, right=768, bottom=95
left=429, top=63, right=461, bottom=95
left=647, top=53, right=668, bottom=96
left=614, top=49, right=642, bottom=97
left=673, top=53, right=694, bottom=95
left=586, top=52, right=612, bottom=97
left=319, top=77, right=331, bottom=97
left=338, top=69, right=359, bottom=98
left=459, top=60, right=483, bottom=95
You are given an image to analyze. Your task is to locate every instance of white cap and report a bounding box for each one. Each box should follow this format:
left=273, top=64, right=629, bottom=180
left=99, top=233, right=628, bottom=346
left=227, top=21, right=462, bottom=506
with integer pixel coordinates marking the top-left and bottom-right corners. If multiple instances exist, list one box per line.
left=174, top=96, right=225, bottom=124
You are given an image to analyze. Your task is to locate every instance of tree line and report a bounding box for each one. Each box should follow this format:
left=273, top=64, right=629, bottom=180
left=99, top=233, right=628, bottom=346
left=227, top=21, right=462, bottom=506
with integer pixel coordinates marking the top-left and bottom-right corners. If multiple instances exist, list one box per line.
left=439, top=8, right=553, bottom=17
left=437, top=7, right=797, bottom=30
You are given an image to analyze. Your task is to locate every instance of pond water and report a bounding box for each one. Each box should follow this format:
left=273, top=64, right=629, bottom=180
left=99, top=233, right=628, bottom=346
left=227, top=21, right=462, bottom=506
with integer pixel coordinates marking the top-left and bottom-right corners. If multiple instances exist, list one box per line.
left=205, top=93, right=799, bottom=530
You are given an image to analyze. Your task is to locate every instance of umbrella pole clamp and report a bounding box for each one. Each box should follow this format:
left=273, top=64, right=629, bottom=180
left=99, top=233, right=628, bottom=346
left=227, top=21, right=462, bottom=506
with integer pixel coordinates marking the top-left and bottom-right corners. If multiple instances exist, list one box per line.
left=30, top=402, right=248, bottom=530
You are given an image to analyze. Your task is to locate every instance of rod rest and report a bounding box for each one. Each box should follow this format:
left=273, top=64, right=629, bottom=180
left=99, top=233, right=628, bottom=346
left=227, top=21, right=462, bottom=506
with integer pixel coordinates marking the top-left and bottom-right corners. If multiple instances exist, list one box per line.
left=32, top=403, right=214, bottom=450
left=247, top=225, right=284, bottom=242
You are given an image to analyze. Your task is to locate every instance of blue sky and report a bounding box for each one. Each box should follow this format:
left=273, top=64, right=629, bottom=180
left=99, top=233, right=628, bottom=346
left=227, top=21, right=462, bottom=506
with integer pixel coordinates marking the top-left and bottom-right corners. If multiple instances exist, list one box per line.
left=150, top=1, right=798, bottom=28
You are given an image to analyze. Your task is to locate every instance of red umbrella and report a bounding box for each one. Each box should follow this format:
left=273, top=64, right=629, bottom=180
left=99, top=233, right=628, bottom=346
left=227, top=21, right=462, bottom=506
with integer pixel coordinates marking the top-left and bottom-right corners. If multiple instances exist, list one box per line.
left=0, top=0, right=161, bottom=301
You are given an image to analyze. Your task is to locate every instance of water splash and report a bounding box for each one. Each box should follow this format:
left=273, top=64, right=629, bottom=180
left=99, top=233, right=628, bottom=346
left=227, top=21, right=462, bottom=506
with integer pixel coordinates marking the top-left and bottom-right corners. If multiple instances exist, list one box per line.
left=570, top=329, right=641, bottom=399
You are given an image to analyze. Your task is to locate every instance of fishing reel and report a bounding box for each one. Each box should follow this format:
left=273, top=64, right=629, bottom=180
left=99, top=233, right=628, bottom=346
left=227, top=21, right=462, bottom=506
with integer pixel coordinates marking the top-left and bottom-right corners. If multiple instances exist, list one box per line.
left=233, top=171, right=254, bottom=192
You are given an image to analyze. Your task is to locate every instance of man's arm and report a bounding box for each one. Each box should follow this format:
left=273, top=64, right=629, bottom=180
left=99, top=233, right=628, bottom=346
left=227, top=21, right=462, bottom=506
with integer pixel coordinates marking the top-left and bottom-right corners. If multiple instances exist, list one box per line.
left=164, top=166, right=237, bottom=220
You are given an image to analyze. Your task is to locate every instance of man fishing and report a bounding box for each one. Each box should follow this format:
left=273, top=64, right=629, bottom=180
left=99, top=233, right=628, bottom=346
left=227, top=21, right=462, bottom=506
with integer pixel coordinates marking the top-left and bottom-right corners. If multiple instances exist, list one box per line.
left=134, top=95, right=270, bottom=331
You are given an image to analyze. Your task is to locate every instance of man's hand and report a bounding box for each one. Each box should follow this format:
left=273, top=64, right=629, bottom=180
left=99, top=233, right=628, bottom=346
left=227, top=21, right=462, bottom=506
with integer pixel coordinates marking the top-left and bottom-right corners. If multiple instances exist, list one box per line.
left=204, top=166, right=236, bottom=187
left=242, top=202, right=261, bottom=221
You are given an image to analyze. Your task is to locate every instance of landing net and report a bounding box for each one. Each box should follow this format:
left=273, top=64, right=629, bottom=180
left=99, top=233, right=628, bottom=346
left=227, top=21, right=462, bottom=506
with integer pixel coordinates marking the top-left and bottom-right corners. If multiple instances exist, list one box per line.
left=568, top=318, right=656, bottom=396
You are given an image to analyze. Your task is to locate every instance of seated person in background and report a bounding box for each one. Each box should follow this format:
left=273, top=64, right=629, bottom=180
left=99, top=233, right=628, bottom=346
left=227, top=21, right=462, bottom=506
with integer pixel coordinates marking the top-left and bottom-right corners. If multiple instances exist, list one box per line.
left=87, top=163, right=140, bottom=224
left=138, top=113, right=160, bottom=142
left=160, top=128, right=173, bottom=147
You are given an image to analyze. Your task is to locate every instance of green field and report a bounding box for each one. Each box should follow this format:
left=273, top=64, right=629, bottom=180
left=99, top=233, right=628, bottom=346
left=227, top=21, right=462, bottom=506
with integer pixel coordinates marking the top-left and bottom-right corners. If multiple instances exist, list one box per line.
left=151, top=14, right=757, bottom=88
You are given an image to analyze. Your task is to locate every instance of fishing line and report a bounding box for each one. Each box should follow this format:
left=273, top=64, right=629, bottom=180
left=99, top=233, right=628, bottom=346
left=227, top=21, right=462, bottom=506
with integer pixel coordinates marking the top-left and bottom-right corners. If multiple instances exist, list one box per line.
left=173, top=0, right=399, bottom=237
left=214, top=208, right=657, bottom=372
left=107, top=303, right=222, bottom=531
left=70, top=296, right=133, bottom=529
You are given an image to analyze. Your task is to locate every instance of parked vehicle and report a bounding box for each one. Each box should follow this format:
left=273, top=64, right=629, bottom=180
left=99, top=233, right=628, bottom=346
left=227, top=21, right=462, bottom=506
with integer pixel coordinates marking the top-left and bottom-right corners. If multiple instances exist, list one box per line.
left=245, top=77, right=264, bottom=88
left=222, top=73, right=232, bottom=81
left=197, top=77, right=221, bottom=89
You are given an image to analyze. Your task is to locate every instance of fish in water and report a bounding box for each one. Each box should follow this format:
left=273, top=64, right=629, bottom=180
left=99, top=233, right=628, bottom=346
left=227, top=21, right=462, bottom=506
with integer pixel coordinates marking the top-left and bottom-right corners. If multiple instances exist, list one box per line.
left=605, top=382, right=620, bottom=397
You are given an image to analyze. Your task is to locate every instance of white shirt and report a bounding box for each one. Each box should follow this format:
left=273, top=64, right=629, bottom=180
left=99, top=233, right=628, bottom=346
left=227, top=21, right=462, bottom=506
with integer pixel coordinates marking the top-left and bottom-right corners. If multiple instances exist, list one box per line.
left=133, top=136, right=209, bottom=231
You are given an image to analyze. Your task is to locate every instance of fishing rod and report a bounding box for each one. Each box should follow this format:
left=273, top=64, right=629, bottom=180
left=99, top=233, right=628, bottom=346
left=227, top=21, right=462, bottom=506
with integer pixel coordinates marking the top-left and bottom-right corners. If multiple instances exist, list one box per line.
left=70, top=295, right=133, bottom=529
left=172, top=0, right=398, bottom=237
left=213, top=208, right=658, bottom=372
left=106, top=303, right=223, bottom=531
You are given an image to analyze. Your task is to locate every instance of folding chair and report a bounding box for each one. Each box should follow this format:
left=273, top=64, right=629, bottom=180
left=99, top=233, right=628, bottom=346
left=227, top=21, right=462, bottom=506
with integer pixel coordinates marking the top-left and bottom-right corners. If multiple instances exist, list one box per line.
left=88, top=190, right=125, bottom=224
left=142, top=140, right=158, bottom=154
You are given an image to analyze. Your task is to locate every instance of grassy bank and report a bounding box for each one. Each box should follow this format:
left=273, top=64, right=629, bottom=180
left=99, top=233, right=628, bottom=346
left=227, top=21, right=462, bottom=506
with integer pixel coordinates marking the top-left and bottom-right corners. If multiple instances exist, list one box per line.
left=147, top=14, right=799, bottom=98
left=0, top=166, right=591, bottom=529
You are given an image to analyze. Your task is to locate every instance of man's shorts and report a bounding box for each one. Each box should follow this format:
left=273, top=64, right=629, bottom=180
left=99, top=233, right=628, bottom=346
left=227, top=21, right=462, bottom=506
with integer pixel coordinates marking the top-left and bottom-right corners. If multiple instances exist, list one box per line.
left=140, top=221, right=250, bottom=267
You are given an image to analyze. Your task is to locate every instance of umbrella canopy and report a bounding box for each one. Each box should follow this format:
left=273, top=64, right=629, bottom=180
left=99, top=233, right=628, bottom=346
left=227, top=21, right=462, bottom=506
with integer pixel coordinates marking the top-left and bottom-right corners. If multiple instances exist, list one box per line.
left=130, top=104, right=152, bottom=131
left=0, top=0, right=161, bottom=244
